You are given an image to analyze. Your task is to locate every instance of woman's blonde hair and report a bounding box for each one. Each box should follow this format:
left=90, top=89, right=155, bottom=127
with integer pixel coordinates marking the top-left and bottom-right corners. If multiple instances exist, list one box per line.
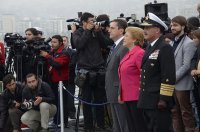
left=125, top=27, right=144, bottom=46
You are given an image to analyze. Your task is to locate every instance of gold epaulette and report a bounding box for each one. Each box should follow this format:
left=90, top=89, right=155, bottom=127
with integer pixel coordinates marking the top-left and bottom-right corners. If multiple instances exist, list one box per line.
left=160, top=83, right=175, bottom=96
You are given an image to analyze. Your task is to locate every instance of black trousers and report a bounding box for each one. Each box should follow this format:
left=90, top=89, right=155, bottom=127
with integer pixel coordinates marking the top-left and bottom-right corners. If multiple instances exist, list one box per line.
left=81, top=71, right=106, bottom=129
left=193, top=79, right=200, bottom=129
left=124, top=101, right=148, bottom=132
left=51, top=80, right=69, bottom=125
left=0, top=110, right=8, bottom=131
left=143, top=108, right=172, bottom=132
left=4, top=108, right=24, bottom=131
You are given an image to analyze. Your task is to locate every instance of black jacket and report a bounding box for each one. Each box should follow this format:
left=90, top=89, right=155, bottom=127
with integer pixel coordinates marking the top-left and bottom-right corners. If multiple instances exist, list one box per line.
left=137, top=36, right=176, bottom=109
left=191, top=44, right=200, bottom=70
left=0, top=94, right=7, bottom=128
left=22, top=79, right=55, bottom=110
left=3, top=82, right=24, bottom=109
left=66, top=47, right=77, bottom=84
left=72, top=28, right=109, bottom=70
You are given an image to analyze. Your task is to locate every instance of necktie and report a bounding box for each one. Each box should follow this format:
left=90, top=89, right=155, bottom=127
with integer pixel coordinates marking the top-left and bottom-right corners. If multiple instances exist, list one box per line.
left=109, top=43, right=116, bottom=55
left=146, top=44, right=152, bottom=53
left=173, top=40, right=179, bottom=53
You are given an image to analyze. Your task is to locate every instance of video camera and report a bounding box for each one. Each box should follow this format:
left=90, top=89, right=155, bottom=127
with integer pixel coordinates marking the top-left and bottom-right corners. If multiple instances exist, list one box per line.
left=94, top=20, right=109, bottom=27
left=26, top=37, right=51, bottom=54
left=66, top=18, right=81, bottom=30
left=4, top=33, right=26, bottom=48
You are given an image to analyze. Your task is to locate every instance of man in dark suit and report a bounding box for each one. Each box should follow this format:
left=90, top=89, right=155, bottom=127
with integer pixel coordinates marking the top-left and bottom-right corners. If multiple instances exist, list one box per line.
left=105, top=19, right=129, bottom=132
left=137, top=12, right=176, bottom=132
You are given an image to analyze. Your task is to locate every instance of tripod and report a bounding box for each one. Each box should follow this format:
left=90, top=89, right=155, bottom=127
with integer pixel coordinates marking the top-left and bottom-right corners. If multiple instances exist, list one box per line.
left=5, top=47, right=23, bottom=82
left=35, top=56, right=49, bottom=82
left=36, top=58, right=45, bottom=79
left=75, top=86, right=82, bottom=132
left=5, top=48, right=14, bottom=75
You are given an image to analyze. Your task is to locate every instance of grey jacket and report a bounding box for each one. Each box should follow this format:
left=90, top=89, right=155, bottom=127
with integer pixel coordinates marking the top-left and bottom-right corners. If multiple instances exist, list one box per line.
left=105, top=40, right=128, bottom=103
left=172, top=35, right=196, bottom=91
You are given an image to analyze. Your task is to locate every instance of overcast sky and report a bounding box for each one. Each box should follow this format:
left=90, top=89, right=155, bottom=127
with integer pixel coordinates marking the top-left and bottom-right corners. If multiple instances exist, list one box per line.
left=0, top=0, right=199, bottom=19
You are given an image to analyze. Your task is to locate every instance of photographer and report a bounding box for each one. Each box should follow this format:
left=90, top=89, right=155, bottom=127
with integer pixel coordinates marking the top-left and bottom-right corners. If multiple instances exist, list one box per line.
left=21, top=73, right=56, bottom=132
left=23, top=28, right=50, bottom=82
left=20, top=28, right=38, bottom=81
left=96, top=14, right=113, bottom=63
left=72, top=12, right=109, bottom=131
left=3, top=74, right=24, bottom=132
left=40, top=35, right=70, bottom=126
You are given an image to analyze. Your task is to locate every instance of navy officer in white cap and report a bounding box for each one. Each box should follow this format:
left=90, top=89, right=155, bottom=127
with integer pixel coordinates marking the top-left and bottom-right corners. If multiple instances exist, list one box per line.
left=137, top=12, right=176, bottom=132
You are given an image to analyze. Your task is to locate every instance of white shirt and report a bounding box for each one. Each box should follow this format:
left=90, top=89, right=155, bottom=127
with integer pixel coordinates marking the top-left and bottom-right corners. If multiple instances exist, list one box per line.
left=114, top=36, right=124, bottom=47
left=150, top=38, right=159, bottom=47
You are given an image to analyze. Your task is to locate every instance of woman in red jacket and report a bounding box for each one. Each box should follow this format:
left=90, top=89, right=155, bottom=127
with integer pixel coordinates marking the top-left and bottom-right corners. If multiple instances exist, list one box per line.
left=118, top=27, right=147, bottom=132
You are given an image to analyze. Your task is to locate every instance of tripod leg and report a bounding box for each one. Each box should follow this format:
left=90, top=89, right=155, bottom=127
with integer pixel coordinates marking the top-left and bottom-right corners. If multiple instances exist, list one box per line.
left=75, top=99, right=81, bottom=132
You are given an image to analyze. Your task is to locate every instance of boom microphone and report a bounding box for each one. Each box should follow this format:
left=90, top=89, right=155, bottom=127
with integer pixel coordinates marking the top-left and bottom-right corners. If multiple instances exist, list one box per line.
left=66, top=19, right=79, bottom=22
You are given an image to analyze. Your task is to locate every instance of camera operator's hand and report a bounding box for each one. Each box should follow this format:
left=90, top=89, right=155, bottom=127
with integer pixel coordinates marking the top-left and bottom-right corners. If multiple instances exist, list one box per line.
left=14, top=101, right=20, bottom=108
left=40, top=50, right=48, bottom=57
left=34, top=96, right=42, bottom=106
left=15, top=101, right=21, bottom=108
left=86, top=21, right=95, bottom=30
left=94, top=24, right=101, bottom=32
left=71, top=23, right=77, bottom=33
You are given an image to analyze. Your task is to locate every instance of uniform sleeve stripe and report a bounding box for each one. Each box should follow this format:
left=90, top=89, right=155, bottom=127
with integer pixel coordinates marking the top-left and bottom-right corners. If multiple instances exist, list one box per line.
left=160, top=83, right=175, bottom=96
left=161, top=87, right=174, bottom=91
left=160, top=90, right=174, bottom=96
left=161, top=83, right=175, bottom=89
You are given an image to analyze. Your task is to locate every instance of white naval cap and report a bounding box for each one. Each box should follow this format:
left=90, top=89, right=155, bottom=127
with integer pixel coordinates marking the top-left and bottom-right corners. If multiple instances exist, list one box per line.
left=140, top=12, right=168, bottom=31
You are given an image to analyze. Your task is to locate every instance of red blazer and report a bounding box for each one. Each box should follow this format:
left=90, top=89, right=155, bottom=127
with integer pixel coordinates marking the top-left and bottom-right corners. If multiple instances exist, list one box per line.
left=118, top=45, right=144, bottom=101
left=0, top=42, right=5, bottom=65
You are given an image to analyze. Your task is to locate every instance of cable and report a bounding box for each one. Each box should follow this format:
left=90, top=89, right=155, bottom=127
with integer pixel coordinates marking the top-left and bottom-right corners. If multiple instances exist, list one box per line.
left=62, top=86, right=109, bottom=106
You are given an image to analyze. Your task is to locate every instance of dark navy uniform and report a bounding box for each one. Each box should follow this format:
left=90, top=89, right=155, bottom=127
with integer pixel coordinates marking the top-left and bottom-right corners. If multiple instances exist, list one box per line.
left=137, top=36, right=176, bottom=132
left=137, top=12, right=176, bottom=132
left=138, top=37, right=176, bottom=109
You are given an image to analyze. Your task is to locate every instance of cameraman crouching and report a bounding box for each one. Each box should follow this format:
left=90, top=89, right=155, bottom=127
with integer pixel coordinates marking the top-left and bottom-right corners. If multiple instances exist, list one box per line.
left=21, top=73, right=56, bottom=132
left=3, top=74, right=24, bottom=132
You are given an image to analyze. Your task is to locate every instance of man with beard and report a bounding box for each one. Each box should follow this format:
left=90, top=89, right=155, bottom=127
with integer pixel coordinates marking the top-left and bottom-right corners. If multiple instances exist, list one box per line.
left=21, top=73, right=57, bottom=132
left=170, top=16, right=197, bottom=132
